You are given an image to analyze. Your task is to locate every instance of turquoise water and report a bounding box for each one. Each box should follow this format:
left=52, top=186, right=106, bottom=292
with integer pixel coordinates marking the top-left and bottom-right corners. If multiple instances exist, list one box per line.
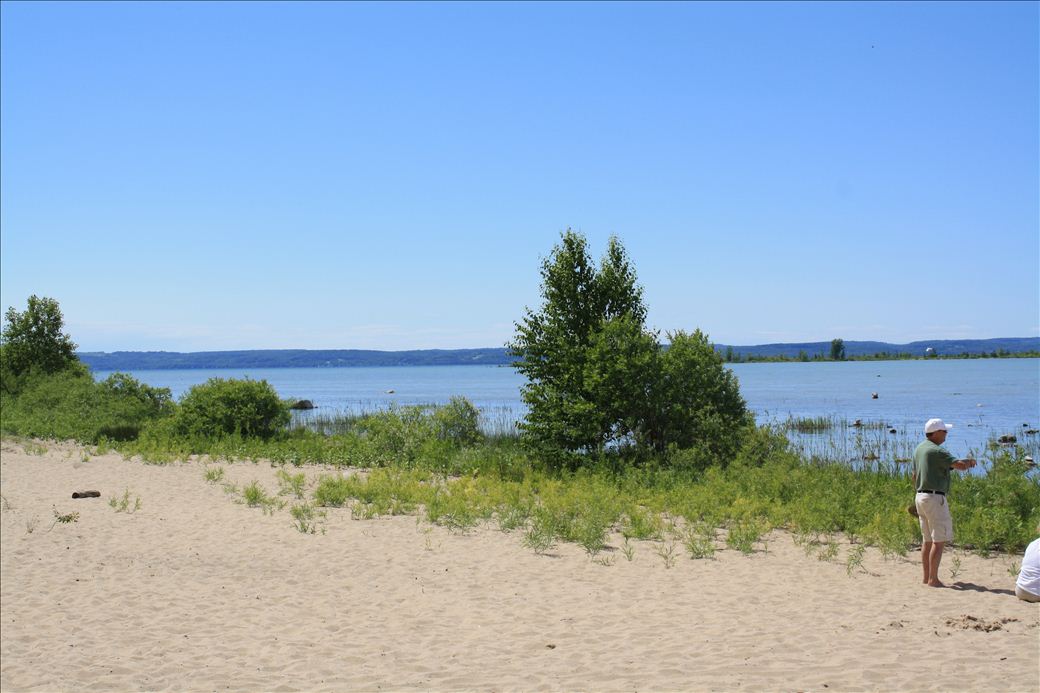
left=94, top=358, right=1039, bottom=459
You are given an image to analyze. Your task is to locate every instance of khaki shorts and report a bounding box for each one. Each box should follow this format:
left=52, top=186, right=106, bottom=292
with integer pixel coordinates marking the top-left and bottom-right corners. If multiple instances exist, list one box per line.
left=916, top=492, right=953, bottom=543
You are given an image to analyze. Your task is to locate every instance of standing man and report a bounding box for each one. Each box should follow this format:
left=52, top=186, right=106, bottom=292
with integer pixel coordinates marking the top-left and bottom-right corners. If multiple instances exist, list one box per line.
left=913, top=418, right=976, bottom=587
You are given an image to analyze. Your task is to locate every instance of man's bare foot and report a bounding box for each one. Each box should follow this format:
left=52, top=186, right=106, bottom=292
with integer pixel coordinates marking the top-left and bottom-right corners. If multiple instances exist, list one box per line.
left=927, top=579, right=946, bottom=588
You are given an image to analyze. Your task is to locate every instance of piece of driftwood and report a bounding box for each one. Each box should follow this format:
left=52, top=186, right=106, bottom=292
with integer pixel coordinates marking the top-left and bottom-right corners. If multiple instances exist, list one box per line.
left=71, top=491, right=101, bottom=499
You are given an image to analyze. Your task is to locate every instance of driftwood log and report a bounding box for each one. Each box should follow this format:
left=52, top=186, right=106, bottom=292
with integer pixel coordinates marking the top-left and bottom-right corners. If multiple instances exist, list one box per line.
left=71, top=491, right=101, bottom=499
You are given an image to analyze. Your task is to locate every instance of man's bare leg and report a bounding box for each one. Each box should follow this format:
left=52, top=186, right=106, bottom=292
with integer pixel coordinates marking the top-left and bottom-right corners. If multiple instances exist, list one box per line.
left=927, top=541, right=946, bottom=587
left=922, top=541, right=933, bottom=584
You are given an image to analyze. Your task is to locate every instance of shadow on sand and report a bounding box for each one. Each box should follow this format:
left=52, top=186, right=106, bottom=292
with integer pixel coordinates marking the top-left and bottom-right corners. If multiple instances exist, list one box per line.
left=949, top=581, right=1016, bottom=596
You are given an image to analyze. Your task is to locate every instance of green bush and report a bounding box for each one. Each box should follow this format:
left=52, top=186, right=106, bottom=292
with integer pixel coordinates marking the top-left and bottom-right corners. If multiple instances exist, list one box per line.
left=0, top=367, right=173, bottom=443
left=173, top=378, right=289, bottom=439
left=432, top=396, right=483, bottom=446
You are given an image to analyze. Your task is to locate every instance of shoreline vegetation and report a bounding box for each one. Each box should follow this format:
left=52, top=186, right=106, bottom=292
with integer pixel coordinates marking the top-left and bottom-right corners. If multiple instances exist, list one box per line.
left=3, top=232, right=1038, bottom=565
left=3, top=409, right=1037, bottom=558
left=2, top=297, right=1037, bottom=565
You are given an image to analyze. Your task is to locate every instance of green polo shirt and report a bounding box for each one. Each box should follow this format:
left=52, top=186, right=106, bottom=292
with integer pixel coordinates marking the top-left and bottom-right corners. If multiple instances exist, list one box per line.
left=913, top=439, right=957, bottom=494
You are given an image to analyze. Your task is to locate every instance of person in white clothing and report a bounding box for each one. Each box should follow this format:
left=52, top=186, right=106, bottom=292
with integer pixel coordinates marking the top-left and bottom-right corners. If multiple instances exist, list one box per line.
left=1016, top=534, right=1040, bottom=603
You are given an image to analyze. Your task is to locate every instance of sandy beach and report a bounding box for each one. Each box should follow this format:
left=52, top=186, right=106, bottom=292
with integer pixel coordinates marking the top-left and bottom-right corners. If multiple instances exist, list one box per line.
left=1, top=439, right=1037, bottom=693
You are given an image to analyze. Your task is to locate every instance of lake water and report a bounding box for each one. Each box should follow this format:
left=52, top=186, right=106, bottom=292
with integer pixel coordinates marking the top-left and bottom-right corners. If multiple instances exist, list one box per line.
left=93, top=358, right=1039, bottom=460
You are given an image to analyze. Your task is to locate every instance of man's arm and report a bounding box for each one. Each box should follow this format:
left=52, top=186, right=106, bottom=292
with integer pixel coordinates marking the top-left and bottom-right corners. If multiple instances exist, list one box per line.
left=952, top=458, right=977, bottom=470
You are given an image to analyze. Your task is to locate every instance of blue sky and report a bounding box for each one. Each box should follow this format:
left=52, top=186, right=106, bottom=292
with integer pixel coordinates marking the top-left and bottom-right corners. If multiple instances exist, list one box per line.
left=2, top=1, right=1037, bottom=352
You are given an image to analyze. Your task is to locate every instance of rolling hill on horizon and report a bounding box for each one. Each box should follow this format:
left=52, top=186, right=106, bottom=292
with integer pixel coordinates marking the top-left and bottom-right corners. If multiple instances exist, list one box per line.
left=78, top=337, right=1040, bottom=371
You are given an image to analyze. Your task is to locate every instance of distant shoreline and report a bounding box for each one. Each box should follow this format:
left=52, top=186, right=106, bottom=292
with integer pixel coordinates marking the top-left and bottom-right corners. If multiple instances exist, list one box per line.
left=78, top=337, right=1040, bottom=371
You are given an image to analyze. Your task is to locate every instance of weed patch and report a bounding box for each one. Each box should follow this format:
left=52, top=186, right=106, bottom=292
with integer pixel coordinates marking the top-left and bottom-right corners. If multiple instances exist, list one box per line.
left=109, top=488, right=141, bottom=513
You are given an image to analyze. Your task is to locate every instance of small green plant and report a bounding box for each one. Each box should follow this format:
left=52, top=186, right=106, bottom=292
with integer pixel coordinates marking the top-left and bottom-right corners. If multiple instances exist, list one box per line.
left=522, top=511, right=559, bottom=555
left=948, top=554, right=962, bottom=580
left=683, top=523, right=717, bottom=559
left=655, top=541, right=678, bottom=568
left=726, top=520, right=766, bottom=555
left=794, top=530, right=822, bottom=558
left=497, top=505, right=529, bottom=532
left=23, top=441, right=47, bottom=456
left=845, top=544, right=866, bottom=576
left=25, top=514, right=39, bottom=533
left=221, top=481, right=239, bottom=496
left=79, top=451, right=91, bottom=464
left=818, top=539, right=840, bottom=562
left=1007, top=561, right=1020, bottom=578
left=109, top=488, right=141, bottom=513
left=276, top=469, right=307, bottom=499
left=290, top=502, right=326, bottom=534
left=621, top=536, right=636, bottom=562
left=242, top=480, right=282, bottom=515
left=622, top=507, right=663, bottom=541
left=419, top=525, right=440, bottom=551
left=203, top=466, right=226, bottom=483
left=573, top=513, right=610, bottom=556
left=95, top=438, right=111, bottom=455
left=592, top=553, right=616, bottom=566
left=53, top=509, right=79, bottom=524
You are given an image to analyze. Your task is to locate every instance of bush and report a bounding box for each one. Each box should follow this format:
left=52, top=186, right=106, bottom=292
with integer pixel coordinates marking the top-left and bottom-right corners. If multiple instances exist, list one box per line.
left=173, top=378, right=289, bottom=440
left=432, top=396, right=482, bottom=446
left=0, top=367, right=173, bottom=443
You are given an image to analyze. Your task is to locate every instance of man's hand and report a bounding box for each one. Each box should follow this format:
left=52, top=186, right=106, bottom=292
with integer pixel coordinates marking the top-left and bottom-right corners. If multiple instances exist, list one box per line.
left=954, top=458, right=977, bottom=470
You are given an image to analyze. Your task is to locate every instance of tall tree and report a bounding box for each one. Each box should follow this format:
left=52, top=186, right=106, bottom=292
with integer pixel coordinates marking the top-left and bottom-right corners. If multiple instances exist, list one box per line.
left=510, top=230, right=750, bottom=467
left=830, top=338, right=846, bottom=361
left=509, top=230, right=650, bottom=455
left=1, top=296, right=79, bottom=394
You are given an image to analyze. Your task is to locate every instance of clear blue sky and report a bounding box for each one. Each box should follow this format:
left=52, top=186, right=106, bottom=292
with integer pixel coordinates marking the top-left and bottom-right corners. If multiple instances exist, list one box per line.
left=2, top=1, right=1037, bottom=352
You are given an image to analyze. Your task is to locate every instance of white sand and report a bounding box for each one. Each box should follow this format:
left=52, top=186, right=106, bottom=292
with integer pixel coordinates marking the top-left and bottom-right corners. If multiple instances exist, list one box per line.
left=1, top=439, right=1037, bottom=692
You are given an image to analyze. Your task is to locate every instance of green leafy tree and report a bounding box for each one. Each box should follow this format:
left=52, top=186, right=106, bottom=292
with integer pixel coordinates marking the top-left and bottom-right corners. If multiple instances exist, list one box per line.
left=1, top=296, right=79, bottom=394
left=509, top=231, right=651, bottom=457
left=830, top=338, right=846, bottom=361
left=583, top=314, right=660, bottom=451
left=510, top=230, right=750, bottom=467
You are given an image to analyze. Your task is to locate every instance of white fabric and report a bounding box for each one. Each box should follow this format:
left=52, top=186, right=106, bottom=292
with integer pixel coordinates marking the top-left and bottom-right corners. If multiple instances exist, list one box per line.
left=1016, top=538, right=1040, bottom=597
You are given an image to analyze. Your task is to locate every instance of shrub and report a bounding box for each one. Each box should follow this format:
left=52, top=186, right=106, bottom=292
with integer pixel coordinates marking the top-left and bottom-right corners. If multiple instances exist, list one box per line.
left=173, top=378, right=289, bottom=439
left=432, top=396, right=482, bottom=446
left=0, top=367, right=173, bottom=443
left=646, top=329, right=752, bottom=461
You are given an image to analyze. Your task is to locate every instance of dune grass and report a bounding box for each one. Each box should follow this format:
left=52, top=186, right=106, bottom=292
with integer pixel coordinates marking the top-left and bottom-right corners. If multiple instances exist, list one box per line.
left=5, top=400, right=1038, bottom=559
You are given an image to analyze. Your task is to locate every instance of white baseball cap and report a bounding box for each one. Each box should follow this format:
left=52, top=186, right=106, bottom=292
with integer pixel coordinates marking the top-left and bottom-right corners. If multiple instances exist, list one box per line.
left=924, top=418, right=953, bottom=434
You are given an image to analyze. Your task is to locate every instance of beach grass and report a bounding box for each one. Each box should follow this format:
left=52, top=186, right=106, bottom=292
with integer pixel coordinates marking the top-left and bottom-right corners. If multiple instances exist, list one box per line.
left=4, top=398, right=1038, bottom=559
